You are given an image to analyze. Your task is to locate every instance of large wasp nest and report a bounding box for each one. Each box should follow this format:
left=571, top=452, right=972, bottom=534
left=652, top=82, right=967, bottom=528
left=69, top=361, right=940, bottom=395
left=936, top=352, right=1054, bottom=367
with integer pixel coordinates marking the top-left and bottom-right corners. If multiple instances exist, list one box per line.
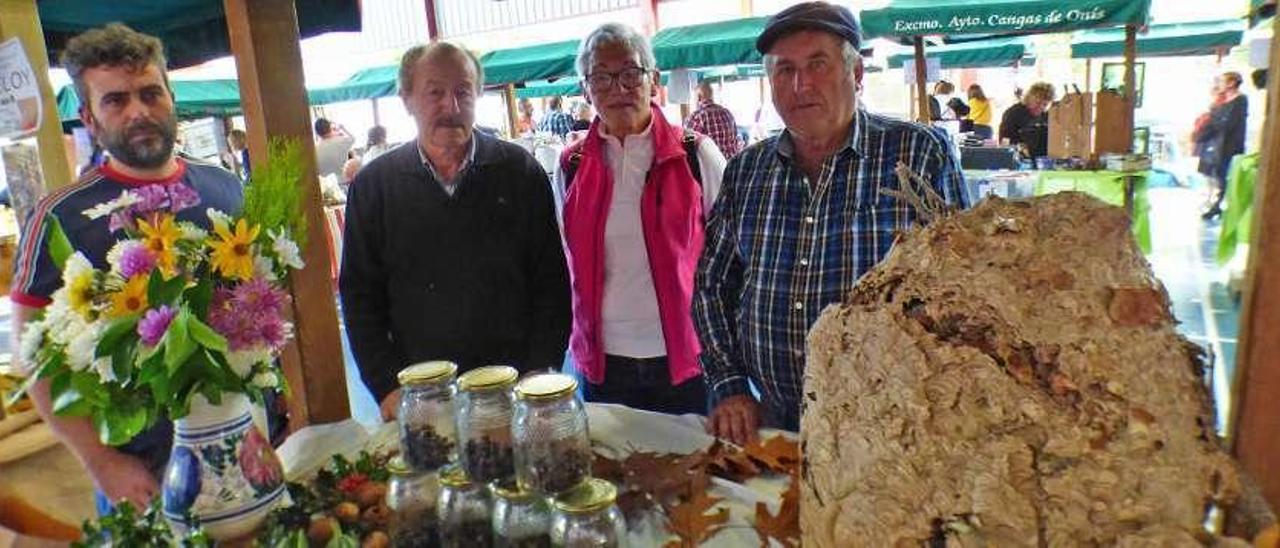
left=801, top=192, right=1266, bottom=546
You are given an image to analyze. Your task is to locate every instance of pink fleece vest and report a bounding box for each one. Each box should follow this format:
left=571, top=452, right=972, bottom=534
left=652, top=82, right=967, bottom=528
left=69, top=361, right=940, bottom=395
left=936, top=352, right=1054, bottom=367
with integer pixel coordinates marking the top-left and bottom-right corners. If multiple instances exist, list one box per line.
left=560, top=106, right=705, bottom=386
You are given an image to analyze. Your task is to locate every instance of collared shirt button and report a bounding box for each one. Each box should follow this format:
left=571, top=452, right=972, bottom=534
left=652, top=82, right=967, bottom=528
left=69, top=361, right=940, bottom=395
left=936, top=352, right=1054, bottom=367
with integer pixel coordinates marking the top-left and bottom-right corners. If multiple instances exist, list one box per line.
left=793, top=301, right=803, bottom=310
left=805, top=216, right=816, bottom=224
left=799, top=258, right=809, bottom=266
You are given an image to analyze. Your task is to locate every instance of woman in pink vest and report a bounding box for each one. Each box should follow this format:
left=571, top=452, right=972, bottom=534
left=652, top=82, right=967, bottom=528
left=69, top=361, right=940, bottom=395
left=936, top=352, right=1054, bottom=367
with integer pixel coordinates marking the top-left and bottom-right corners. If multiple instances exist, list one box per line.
left=553, top=23, right=726, bottom=415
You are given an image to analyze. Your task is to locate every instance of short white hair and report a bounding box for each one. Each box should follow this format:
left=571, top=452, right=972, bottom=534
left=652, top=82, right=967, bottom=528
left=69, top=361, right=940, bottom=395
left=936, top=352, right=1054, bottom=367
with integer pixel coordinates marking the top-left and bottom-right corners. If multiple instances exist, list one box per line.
left=576, top=23, right=656, bottom=77
left=764, top=39, right=861, bottom=74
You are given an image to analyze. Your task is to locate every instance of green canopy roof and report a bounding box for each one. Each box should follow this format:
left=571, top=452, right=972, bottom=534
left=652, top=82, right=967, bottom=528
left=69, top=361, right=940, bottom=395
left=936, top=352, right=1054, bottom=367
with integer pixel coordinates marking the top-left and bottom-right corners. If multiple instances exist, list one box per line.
left=479, top=40, right=581, bottom=86
left=57, top=79, right=244, bottom=123
left=308, top=65, right=399, bottom=105
left=651, top=17, right=766, bottom=70
left=886, top=36, right=1031, bottom=68
left=38, top=0, right=360, bottom=69
left=861, top=0, right=1150, bottom=38
left=1070, top=20, right=1245, bottom=59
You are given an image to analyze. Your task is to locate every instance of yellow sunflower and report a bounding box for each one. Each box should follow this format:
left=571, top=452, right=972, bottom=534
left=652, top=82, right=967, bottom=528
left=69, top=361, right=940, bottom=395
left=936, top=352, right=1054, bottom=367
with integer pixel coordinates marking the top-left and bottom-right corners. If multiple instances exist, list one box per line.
left=109, top=275, right=150, bottom=317
left=210, top=219, right=261, bottom=281
left=66, top=270, right=96, bottom=318
left=138, top=214, right=180, bottom=277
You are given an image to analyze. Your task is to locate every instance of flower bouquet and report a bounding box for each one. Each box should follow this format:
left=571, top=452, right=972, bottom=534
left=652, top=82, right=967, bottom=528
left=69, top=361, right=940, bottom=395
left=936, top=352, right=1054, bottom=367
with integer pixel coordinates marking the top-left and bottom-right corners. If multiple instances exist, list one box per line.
left=15, top=138, right=310, bottom=539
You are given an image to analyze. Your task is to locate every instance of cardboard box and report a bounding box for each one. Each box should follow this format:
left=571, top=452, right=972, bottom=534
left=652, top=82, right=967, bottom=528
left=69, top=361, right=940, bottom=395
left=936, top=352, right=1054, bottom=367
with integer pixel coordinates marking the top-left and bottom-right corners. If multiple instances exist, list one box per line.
left=1048, top=92, right=1093, bottom=159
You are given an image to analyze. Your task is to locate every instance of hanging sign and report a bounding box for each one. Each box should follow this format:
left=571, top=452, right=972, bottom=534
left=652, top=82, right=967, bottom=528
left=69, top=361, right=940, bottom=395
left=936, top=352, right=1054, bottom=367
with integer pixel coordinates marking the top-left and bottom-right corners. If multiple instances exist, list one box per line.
left=0, top=38, right=42, bottom=139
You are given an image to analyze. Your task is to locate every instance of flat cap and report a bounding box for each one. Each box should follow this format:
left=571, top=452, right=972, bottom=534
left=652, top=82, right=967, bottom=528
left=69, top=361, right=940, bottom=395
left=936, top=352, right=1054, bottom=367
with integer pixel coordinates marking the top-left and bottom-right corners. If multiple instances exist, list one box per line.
left=756, top=1, right=862, bottom=55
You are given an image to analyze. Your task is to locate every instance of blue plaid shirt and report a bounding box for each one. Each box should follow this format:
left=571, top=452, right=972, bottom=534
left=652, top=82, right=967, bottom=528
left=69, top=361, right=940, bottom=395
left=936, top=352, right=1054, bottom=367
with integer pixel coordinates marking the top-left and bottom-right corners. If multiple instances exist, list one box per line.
left=692, top=109, right=969, bottom=428
left=539, top=110, right=575, bottom=138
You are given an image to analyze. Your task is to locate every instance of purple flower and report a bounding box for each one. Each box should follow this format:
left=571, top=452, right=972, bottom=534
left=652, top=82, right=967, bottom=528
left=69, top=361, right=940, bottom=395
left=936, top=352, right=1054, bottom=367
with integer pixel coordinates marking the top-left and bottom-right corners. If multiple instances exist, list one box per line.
left=167, top=184, right=201, bottom=213
left=132, top=185, right=170, bottom=214
left=207, top=279, right=291, bottom=352
left=138, top=305, right=177, bottom=346
left=119, top=244, right=157, bottom=278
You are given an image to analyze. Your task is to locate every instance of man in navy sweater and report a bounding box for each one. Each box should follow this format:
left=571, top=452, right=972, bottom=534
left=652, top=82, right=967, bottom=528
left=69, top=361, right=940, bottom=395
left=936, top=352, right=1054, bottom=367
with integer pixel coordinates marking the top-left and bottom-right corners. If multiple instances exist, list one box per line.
left=340, top=42, right=571, bottom=419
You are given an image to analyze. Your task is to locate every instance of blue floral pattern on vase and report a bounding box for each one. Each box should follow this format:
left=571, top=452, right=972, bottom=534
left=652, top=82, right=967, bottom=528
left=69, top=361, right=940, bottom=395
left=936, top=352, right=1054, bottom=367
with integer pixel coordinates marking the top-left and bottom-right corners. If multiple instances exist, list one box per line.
left=162, top=445, right=201, bottom=516
left=162, top=394, right=284, bottom=540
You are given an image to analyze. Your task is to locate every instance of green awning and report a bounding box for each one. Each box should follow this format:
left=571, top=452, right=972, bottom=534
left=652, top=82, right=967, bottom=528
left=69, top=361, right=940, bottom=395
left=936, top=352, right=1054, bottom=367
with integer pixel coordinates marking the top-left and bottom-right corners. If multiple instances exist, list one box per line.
left=479, top=40, right=581, bottom=86
left=1253, top=0, right=1276, bottom=28
left=515, top=73, right=675, bottom=99
left=57, top=79, right=244, bottom=123
left=38, top=0, right=361, bottom=69
left=1071, top=20, right=1245, bottom=59
left=886, top=36, right=1031, bottom=68
left=308, top=65, right=399, bottom=105
left=651, top=17, right=766, bottom=70
left=861, top=0, right=1151, bottom=39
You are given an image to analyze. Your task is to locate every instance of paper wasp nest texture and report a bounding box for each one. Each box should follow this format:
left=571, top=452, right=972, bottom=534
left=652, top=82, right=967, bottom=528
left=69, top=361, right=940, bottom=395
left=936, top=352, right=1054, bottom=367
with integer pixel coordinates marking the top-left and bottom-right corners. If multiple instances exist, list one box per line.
left=800, top=193, right=1248, bottom=547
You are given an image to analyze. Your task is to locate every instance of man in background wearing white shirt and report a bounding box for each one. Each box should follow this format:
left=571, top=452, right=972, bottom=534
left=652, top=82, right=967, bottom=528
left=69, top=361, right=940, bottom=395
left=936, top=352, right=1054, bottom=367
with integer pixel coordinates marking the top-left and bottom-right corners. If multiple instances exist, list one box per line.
left=314, top=117, right=355, bottom=181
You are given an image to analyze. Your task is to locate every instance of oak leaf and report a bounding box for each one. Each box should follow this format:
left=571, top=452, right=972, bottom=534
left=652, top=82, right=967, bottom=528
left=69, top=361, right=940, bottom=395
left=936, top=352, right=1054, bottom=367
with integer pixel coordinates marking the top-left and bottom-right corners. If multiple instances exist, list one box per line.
left=755, top=474, right=800, bottom=548
left=743, top=435, right=800, bottom=475
left=662, top=475, right=729, bottom=547
left=705, top=439, right=761, bottom=482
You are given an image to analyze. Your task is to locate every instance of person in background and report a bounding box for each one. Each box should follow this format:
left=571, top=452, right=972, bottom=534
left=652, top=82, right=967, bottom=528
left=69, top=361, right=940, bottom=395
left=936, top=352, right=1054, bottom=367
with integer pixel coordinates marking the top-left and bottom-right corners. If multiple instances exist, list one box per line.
left=553, top=23, right=727, bottom=415
left=686, top=80, right=743, bottom=158
left=341, top=41, right=570, bottom=420
left=539, top=96, right=575, bottom=138
left=570, top=101, right=593, bottom=132
left=516, top=98, right=537, bottom=135
left=929, top=81, right=954, bottom=121
left=342, top=149, right=363, bottom=185
left=314, top=117, right=354, bottom=181
left=12, top=23, right=248, bottom=512
left=693, top=1, right=968, bottom=443
left=221, top=128, right=250, bottom=182
left=998, top=81, right=1054, bottom=159
left=1194, top=71, right=1248, bottom=220
left=362, top=125, right=392, bottom=165
left=965, top=84, right=993, bottom=140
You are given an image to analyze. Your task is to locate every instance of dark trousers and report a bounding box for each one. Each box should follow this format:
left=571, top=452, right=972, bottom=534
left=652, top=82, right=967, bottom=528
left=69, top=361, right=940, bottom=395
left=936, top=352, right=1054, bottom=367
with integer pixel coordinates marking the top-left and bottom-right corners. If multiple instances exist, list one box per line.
left=582, top=355, right=707, bottom=415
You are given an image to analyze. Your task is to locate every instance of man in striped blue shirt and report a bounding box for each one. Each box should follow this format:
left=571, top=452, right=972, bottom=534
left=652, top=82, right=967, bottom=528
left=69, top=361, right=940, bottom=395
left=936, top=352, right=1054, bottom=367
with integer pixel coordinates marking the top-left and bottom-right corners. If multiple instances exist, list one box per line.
left=693, top=2, right=969, bottom=444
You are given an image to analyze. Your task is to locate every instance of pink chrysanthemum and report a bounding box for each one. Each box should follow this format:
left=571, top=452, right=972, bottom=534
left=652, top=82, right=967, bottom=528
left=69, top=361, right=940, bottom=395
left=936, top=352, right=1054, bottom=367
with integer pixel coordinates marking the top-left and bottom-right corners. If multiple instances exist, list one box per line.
left=207, top=279, right=291, bottom=351
left=119, top=243, right=157, bottom=279
left=137, top=305, right=177, bottom=346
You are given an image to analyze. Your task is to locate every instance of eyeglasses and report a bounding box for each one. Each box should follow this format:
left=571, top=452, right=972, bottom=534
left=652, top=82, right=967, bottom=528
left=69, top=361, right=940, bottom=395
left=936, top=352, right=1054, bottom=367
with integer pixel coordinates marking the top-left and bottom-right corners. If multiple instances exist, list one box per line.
left=585, top=67, right=651, bottom=91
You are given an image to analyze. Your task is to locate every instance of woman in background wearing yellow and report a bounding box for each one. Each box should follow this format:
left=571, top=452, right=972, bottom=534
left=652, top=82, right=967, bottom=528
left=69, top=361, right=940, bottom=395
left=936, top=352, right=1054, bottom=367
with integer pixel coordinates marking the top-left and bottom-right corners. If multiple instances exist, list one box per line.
left=966, top=84, right=993, bottom=140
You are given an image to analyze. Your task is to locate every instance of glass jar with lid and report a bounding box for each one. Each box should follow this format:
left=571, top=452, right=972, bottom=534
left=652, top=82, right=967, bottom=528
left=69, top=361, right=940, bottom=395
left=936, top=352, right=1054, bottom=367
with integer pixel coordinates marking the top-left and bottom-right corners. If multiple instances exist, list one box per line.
left=513, top=372, right=591, bottom=495
left=386, top=456, right=441, bottom=547
left=438, top=464, right=494, bottom=548
left=490, top=479, right=552, bottom=548
left=456, top=365, right=519, bottom=484
left=549, top=478, right=627, bottom=548
left=397, top=360, right=459, bottom=472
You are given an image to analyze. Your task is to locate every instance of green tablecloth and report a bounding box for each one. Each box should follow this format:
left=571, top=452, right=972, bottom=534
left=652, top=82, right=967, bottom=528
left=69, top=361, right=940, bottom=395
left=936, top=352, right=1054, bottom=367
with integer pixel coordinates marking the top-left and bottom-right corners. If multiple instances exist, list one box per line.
left=1033, top=170, right=1152, bottom=254
left=1217, top=153, right=1260, bottom=265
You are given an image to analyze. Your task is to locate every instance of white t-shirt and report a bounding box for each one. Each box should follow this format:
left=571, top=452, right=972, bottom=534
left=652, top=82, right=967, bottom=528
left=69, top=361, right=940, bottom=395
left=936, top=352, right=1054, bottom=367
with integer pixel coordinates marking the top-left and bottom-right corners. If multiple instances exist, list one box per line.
left=551, top=120, right=726, bottom=359
left=315, top=134, right=355, bottom=180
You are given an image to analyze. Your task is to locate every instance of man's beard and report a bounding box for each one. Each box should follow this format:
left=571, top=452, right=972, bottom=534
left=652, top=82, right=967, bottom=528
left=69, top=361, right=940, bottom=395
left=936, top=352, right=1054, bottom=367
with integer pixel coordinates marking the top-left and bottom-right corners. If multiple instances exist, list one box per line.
left=95, top=114, right=178, bottom=169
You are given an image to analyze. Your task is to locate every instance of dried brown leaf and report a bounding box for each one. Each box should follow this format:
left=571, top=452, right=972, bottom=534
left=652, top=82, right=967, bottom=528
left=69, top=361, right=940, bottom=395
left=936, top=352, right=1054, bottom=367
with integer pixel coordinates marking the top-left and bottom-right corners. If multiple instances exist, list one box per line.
left=743, top=435, right=800, bottom=475
left=705, top=439, right=761, bottom=482
left=755, top=474, right=800, bottom=548
left=662, top=478, right=729, bottom=547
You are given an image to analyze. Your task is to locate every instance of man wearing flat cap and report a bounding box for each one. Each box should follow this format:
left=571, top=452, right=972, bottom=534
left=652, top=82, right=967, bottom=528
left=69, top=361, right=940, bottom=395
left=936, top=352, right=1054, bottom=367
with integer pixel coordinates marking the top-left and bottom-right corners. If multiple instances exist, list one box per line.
left=693, top=1, right=969, bottom=443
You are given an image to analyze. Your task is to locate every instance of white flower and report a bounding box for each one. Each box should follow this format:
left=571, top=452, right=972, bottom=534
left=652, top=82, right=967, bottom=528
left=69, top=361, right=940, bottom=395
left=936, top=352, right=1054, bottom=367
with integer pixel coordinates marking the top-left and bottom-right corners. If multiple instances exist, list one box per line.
left=82, top=192, right=141, bottom=220
left=270, top=229, right=305, bottom=270
left=92, top=357, right=115, bottom=383
left=61, top=252, right=94, bottom=287
left=177, top=222, right=208, bottom=241
left=65, top=322, right=104, bottom=374
left=253, top=255, right=278, bottom=282
left=251, top=371, right=279, bottom=388
left=206, top=208, right=233, bottom=233
left=17, top=320, right=46, bottom=374
left=226, top=347, right=273, bottom=379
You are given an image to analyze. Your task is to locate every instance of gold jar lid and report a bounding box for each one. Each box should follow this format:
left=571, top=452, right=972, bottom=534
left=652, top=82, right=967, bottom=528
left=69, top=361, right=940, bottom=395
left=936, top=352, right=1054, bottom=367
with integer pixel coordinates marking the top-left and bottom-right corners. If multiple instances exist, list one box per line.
left=489, top=479, right=535, bottom=501
left=398, top=361, right=458, bottom=385
left=439, top=464, right=472, bottom=488
left=553, top=478, right=616, bottom=514
left=514, top=372, right=578, bottom=401
left=457, top=365, right=518, bottom=392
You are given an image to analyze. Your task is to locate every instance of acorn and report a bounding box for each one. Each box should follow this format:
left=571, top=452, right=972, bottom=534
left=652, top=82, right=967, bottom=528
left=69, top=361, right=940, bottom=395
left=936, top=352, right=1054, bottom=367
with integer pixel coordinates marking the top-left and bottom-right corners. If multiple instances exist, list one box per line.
left=355, top=481, right=388, bottom=508
left=333, top=501, right=361, bottom=525
left=361, top=530, right=390, bottom=548
left=306, top=516, right=338, bottom=544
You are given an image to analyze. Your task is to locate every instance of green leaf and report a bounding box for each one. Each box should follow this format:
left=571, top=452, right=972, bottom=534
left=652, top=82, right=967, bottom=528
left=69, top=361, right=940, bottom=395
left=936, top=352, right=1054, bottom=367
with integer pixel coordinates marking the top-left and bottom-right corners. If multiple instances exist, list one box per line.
left=146, top=269, right=166, bottom=307
left=52, top=386, right=92, bottom=416
left=47, top=370, right=71, bottom=401
left=164, top=311, right=196, bottom=374
left=45, top=215, right=74, bottom=270
left=187, top=316, right=228, bottom=354
left=325, top=527, right=359, bottom=548
left=188, top=277, right=214, bottom=319
left=112, top=342, right=138, bottom=386
left=96, top=313, right=141, bottom=358
left=69, top=371, right=107, bottom=406
left=199, top=382, right=222, bottom=406
left=94, top=403, right=147, bottom=446
left=155, top=275, right=188, bottom=307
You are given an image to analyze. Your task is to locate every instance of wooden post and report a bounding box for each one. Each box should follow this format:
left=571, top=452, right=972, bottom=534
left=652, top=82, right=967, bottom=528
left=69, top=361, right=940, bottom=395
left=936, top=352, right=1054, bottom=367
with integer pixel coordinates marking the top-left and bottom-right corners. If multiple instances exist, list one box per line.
left=1122, top=24, right=1138, bottom=152
left=504, top=84, right=519, bottom=138
left=0, top=0, right=74, bottom=191
left=1085, top=58, right=1093, bottom=93
left=371, top=98, right=381, bottom=127
left=1229, top=12, right=1280, bottom=517
left=913, top=36, right=930, bottom=124
left=224, top=0, right=349, bottom=428
left=423, top=0, right=440, bottom=41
